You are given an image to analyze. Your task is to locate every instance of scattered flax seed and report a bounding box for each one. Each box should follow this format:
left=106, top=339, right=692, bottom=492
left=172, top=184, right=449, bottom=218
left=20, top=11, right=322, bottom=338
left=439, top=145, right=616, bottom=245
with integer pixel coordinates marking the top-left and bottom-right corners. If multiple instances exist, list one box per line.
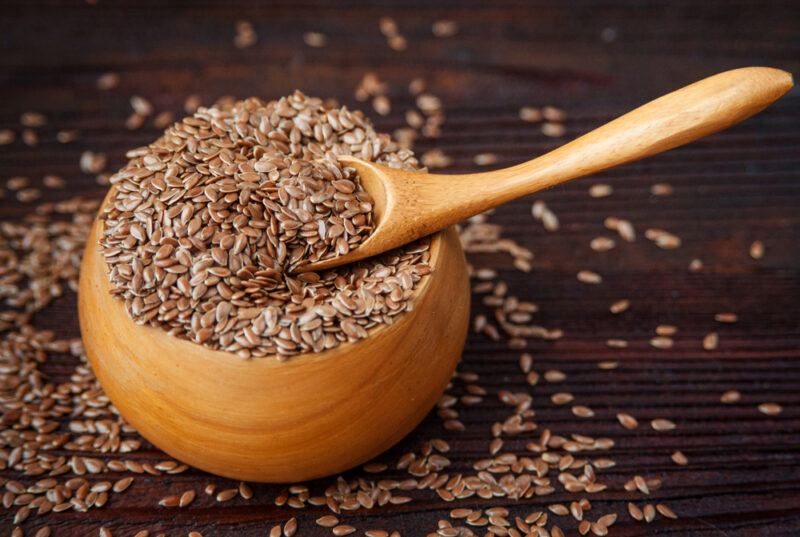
left=589, top=184, right=613, bottom=198
left=409, top=78, right=426, bottom=95
left=605, top=217, right=636, bottom=242
left=656, top=504, right=677, bottom=519
left=715, top=312, right=738, bottom=323
left=721, top=390, right=741, bottom=403
left=79, top=150, right=106, bottom=174
left=17, top=188, right=42, bottom=202
left=57, top=129, right=79, bottom=143
left=283, top=517, right=298, bottom=537
left=689, top=258, right=704, bottom=272
left=551, top=392, right=574, bottom=405
left=184, top=94, right=202, bottom=114
left=0, top=128, right=16, bottom=144
left=153, top=110, right=174, bottom=129
left=542, top=122, right=566, bottom=137
left=130, top=95, right=153, bottom=116
left=372, top=95, right=391, bottom=116
left=332, top=525, right=357, bottom=536
left=656, top=325, right=677, bottom=336
left=303, top=32, right=327, bottom=47
left=35, top=528, right=51, bottom=537
left=188, top=533, right=203, bottom=537
left=609, top=299, right=630, bottom=314
left=651, top=418, right=676, bottom=431
left=545, top=369, right=566, bottom=382
left=628, top=502, right=643, bottom=521
left=577, top=270, right=602, bottom=284
left=234, top=20, right=257, bottom=48
left=671, top=451, right=688, bottom=465
left=617, top=413, right=639, bottom=429
left=100, top=528, right=112, bottom=537
left=519, top=106, right=543, bottom=122
left=22, top=129, right=38, bottom=146
left=590, top=236, right=616, bottom=252
left=21, top=111, right=47, bottom=127
left=650, top=183, right=673, bottom=196
left=749, top=240, right=764, bottom=259
left=519, top=353, right=533, bottom=373
left=159, top=495, right=180, bottom=507
left=598, top=360, right=619, bottom=369
left=216, top=488, right=238, bottom=502
left=572, top=405, right=595, bottom=418
left=179, top=489, right=196, bottom=507
left=97, top=72, right=120, bottom=90
left=474, top=153, right=499, bottom=166
left=643, top=504, right=656, bottom=522
left=422, top=148, right=453, bottom=168
left=703, top=332, right=719, bottom=350
left=543, top=106, right=567, bottom=122
left=758, top=403, right=783, bottom=416
left=317, top=515, right=339, bottom=527
left=650, top=336, right=674, bottom=349
left=606, top=338, right=628, bottom=348
left=43, top=174, right=65, bottom=188
left=432, top=19, right=459, bottom=37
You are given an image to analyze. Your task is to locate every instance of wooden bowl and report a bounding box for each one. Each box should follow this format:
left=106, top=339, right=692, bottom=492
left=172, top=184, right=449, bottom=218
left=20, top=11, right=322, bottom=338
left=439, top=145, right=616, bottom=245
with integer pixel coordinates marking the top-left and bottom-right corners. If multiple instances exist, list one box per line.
left=78, top=207, right=470, bottom=483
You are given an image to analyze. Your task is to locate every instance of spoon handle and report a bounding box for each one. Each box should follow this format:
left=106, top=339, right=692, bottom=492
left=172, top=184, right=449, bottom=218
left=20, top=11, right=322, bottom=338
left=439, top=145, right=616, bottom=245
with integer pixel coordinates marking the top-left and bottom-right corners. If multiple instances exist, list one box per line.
left=422, top=67, right=793, bottom=223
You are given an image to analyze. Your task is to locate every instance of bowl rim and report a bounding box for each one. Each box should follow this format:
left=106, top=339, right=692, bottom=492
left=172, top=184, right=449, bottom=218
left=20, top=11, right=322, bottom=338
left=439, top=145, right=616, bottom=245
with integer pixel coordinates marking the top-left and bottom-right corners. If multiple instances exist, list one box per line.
left=90, top=191, right=448, bottom=368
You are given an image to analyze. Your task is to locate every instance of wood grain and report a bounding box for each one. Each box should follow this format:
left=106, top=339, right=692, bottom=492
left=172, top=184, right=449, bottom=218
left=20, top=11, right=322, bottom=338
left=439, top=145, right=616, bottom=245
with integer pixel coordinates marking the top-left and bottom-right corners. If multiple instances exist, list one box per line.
left=1, top=1, right=799, bottom=536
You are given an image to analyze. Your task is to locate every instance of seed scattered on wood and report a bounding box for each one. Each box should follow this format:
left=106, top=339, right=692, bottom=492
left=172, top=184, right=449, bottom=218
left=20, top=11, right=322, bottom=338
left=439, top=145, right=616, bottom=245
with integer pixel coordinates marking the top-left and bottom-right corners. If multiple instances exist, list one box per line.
left=650, top=183, right=673, bottom=196
left=749, top=240, right=764, bottom=259
left=671, top=451, right=688, bottom=465
left=551, top=392, right=574, bottom=405
left=216, top=488, right=237, bottom=502
left=283, top=517, right=298, bottom=537
left=598, top=360, right=619, bottom=369
left=589, top=184, right=612, bottom=198
left=332, top=525, right=357, bottom=536
left=304, top=32, right=327, bottom=47
left=617, top=413, right=638, bottom=429
left=316, top=515, right=339, bottom=527
left=591, top=236, right=616, bottom=252
left=651, top=418, right=676, bottom=431
left=0, top=128, right=16, bottom=144
left=432, top=19, right=459, bottom=37
left=80, top=150, right=106, bottom=174
left=758, top=403, right=782, bottom=416
left=715, top=312, right=738, bottom=323
left=650, top=336, right=674, bottom=349
left=703, top=332, right=719, bottom=350
left=577, top=270, right=602, bottom=284
left=234, top=20, right=257, bottom=48
left=572, top=405, right=595, bottom=418
left=542, top=122, right=566, bottom=137
left=180, top=489, right=196, bottom=507
left=97, top=72, right=120, bottom=90
left=519, top=106, right=543, bottom=122
left=656, top=503, right=677, bottom=519
left=721, top=390, right=741, bottom=403
left=474, top=153, right=499, bottom=166
left=606, top=338, right=628, bottom=348
left=610, top=299, right=630, bottom=314
left=689, top=258, right=704, bottom=272
left=100, top=528, right=112, bottom=537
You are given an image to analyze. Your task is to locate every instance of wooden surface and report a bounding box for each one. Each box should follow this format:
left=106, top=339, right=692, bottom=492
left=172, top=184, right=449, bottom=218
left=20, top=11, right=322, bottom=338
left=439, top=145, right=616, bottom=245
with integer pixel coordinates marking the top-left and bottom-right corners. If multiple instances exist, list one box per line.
left=80, top=219, right=468, bottom=483
left=1, top=1, right=799, bottom=535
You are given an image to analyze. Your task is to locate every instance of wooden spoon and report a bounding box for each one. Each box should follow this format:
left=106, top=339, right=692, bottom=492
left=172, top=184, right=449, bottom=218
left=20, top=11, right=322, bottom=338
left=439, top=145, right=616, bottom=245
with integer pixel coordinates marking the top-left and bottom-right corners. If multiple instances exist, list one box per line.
left=299, top=67, right=793, bottom=272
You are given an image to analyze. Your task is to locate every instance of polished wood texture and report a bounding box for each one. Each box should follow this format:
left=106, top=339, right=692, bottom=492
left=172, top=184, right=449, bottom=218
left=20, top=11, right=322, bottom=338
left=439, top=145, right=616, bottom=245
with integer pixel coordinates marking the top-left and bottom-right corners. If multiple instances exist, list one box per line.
left=304, top=68, right=793, bottom=271
left=79, top=215, right=469, bottom=482
left=1, top=1, right=799, bottom=535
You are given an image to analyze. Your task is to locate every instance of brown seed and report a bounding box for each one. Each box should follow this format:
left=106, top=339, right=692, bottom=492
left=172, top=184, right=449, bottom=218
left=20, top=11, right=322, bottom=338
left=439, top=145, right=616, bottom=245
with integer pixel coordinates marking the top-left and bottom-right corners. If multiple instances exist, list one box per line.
left=474, top=153, right=499, bottom=166
left=590, top=236, right=616, bottom=252
left=758, top=403, right=782, bottom=416
left=432, top=19, right=459, bottom=37
left=316, top=515, right=339, bottom=527
left=703, top=332, right=719, bottom=351
left=597, top=360, right=619, bottom=370
left=179, top=490, right=196, bottom=507
left=35, top=528, right=51, bottom=537
left=577, top=270, right=602, bottom=284
left=643, top=504, right=656, bottom=522
left=749, top=240, right=764, bottom=259
left=97, top=72, right=120, bottom=90
left=100, top=528, right=112, bottom=537
left=656, top=504, right=677, bottom=519
left=303, top=32, right=327, bottom=47
left=238, top=482, right=253, bottom=500
left=589, top=184, right=612, bottom=198
left=715, top=312, right=738, bottom=323
left=283, top=517, right=298, bottom=537
left=617, top=413, right=638, bottom=429
left=671, top=451, right=688, bottom=465
left=332, top=525, right=356, bottom=536
left=572, top=405, right=595, bottom=418
left=609, top=299, right=629, bottom=314
left=628, top=502, right=643, bottom=521
left=551, top=392, right=574, bottom=405
left=689, top=258, right=704, bottom=272
left=650, top=183, right=673, bottom=196
left=720, top=390, right=741, bottom=403
left=651, top=418, right=676, bottom=431
left=519, top=106, right=542, bottom=122
left=216, top=489, right=237, bottom=502
left=650, top=336, right=674, bottom=349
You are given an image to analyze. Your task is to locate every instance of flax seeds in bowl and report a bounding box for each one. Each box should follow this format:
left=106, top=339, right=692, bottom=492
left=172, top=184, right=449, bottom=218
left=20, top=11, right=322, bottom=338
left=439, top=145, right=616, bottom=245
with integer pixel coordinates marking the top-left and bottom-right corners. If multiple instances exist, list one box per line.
left=99, top=91, right=436, bottom=359
left=79, top=91, right=471, bottom=481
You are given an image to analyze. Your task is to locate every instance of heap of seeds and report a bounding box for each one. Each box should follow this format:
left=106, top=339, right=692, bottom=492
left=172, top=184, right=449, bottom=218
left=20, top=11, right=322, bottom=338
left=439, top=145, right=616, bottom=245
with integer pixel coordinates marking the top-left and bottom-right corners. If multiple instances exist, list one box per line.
left=100, top=92, right=432, bottom=359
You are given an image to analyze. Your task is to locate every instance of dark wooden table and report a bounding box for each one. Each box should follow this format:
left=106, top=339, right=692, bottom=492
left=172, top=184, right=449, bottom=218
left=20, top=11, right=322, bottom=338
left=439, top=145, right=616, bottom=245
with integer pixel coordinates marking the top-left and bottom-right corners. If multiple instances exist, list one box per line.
left=1, top=1, right=799, bottom=535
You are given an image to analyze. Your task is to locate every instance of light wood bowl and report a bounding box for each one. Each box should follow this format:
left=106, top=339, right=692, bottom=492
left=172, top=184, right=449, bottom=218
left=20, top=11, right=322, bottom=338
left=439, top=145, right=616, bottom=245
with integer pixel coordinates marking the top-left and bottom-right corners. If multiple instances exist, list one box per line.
left=78, top=206, right=470, bottom=483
